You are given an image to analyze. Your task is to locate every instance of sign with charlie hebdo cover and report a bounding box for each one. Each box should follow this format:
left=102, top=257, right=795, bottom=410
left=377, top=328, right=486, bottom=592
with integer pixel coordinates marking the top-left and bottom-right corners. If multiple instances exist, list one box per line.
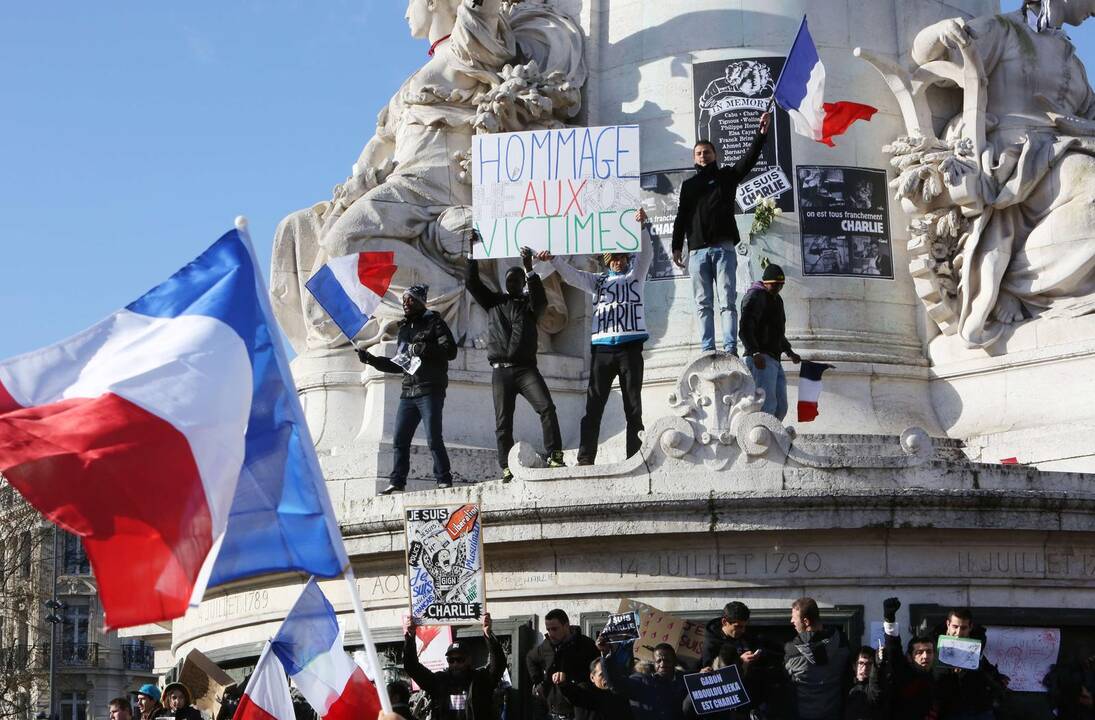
left=405, top=504, right=485, bottom=625
left=692, top=56, right=795, bottom=212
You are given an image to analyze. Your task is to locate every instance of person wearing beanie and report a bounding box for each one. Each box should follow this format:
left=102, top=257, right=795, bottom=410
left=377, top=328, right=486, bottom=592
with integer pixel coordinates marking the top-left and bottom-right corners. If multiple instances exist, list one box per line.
left=359, top=282, right=458, bottom=493
left=134, top=684, right=164, bottom=720
left=467, top=240, right=564, bottom=482
left=739, top=263, right=800, bottom=420
left=701, top=601, right=787, bottom=715
left=535, top=208, right=652, bottom=465
left=672, top=111, right=772, bottom=355
left=160, top=682, right=202, bottom=720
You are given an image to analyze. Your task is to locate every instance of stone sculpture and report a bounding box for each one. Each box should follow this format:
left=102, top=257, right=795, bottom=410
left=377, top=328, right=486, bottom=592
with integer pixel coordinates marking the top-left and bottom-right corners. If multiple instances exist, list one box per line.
left=858, top=0, right=1095, bottom=348
left=271, top=0, right=586, bottom=354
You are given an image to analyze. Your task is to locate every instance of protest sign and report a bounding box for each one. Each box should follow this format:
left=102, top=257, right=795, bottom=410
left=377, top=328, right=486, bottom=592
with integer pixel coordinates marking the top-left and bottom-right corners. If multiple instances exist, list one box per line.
left=409, top=623, right=454, bottom=691
left=179, top=648, right=236, bottom=719
left=601, top=611, right=640, bottom=642
left=405, top=504, right=485, bottom=624
left=617, top=599, right=704, bottom=667
left=639, top=170, right=691, bottom=281
left=678, top=619, right=707, bottom=665
left=471, top=126, right=642, bottom=259
left=796, top=165, right=893, bottom=279
left=984, top=626, right=1061, bottom=693
left=693, top=56, right=795, bottom=211
left=937, top=635, right=983, bottom=670
left=685, top=666, right=751, bottom=715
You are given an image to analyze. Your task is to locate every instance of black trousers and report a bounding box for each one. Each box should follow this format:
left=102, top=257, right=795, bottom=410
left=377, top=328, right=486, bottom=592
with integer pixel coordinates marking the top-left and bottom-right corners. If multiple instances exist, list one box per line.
left=492, top=365, right=562, bottom=469
left=578, top=342, right=644, bottom=463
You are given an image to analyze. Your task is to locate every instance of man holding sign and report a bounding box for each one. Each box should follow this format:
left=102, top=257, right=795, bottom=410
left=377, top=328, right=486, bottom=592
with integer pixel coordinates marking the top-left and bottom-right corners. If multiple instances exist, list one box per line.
left=934, top=608, right=1009, bottom=720
left=467, top=241, right=564, bottom=481
left=673, top=112, right=771, bottom=355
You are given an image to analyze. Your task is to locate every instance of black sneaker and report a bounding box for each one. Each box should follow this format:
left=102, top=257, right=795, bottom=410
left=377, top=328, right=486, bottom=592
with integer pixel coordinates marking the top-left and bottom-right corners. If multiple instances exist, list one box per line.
left=378, top=484, right=404, bottom=495
left=547, top=451, right=566, bottom=468
left=436, top=481, right=453, bottom=489
left=576, top=459, right=594, bottom=466
left=501, top=468, right=514, bottom=483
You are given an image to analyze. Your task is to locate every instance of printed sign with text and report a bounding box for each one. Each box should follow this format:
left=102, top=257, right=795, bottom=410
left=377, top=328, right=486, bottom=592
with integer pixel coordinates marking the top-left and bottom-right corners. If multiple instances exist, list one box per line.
left=797, top=165, right=893, bottom=279
left=937, top=635, right=983, bottom=671
left=684, top=665, right=751, bottom=715
left=405, top=504, right=485, bottom=625
left=984, top=626, right=1061, bottom=693
left=471, top=126, right=642, bottom=259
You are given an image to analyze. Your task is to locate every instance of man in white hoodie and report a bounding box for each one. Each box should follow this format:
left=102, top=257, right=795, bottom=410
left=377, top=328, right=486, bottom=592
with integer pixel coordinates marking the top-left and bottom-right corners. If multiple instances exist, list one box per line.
left=537, top=209, right=652, bottom=465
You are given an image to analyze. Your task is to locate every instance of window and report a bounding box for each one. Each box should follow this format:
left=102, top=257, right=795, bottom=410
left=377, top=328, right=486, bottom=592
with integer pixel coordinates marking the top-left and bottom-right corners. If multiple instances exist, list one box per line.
left=59, top=692, right=87, bottom=720
left=63, top=604, right=89, bottom=647
left=18, top=531, right=30, bottom=578
left=62, top=534, right=90, bottom=575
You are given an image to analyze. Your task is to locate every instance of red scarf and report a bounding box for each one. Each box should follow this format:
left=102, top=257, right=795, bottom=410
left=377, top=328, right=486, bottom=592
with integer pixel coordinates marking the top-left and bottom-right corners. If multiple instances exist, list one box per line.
left=428, top=34, right=451, bottom=57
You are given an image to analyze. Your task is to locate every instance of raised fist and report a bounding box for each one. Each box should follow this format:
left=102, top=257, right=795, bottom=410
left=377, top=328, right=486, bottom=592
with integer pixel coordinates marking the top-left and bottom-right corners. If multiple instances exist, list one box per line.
left=883, top=597, right=901, bottom=623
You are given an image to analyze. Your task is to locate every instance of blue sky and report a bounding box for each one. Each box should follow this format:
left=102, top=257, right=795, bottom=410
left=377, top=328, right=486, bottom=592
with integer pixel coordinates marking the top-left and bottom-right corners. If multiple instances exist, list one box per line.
left=2, top=3, right=1094, bottom=358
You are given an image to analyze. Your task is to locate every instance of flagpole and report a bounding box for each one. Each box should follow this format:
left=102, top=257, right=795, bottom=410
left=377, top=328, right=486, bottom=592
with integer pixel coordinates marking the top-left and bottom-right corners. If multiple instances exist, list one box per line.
left=345, top=568, right=394, bottom=714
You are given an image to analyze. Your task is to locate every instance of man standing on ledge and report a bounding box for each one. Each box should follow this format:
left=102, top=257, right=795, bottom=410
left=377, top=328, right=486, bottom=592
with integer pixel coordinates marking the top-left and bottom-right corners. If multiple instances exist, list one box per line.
left=468, top=238, right=565, bottom=481
left=672, top=111, right=771, bottom=355
left=740, top=263, right=800, bottom=420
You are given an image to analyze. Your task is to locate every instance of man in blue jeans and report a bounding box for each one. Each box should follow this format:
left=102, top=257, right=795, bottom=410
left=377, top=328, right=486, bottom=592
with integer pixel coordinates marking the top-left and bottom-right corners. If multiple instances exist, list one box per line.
left=359, top=284, right=458, bottom=494
left=672, top=112, right=771, bottom=354
left=740, top=264, right=799, bottom=420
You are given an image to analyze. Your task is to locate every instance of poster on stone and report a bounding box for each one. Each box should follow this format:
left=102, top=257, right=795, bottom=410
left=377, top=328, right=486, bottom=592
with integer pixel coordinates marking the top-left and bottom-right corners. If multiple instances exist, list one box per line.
left=692, top=56, right=795, bottom=212
left=640, top=169, right=691, bottom=281
left=471, top=125, right=642, bottom=259
left=984, top=626, right=1061, bottom=693
left=684, top=665, right=751, bottom=715
left=405, top=504, right=485, bottom=625
left=796, top=165, right=893, bottom=279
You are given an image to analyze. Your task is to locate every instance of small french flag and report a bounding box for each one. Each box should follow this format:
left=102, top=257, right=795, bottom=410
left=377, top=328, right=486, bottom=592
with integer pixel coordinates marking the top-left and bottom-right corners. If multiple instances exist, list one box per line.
left=774, top=18, right=877, bottom=147
left=233, top=642, right=295, bottom=720
left=271, top=578, right=382, bottom=720
left=305, top=252, right=397, bottom=341
left=797, top=360, right=835, bottom=423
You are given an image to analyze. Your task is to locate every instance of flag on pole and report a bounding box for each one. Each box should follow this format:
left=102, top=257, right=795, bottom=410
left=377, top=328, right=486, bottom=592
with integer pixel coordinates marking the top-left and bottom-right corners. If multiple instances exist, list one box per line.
left=234, top=642, right=295, bottom=720
left=305, top=252, right=397, bottom=341
left=797, top=360, right=835, bottom=422
left=272, top=578, right=382, bottom=720
left=774, top=18, right=877, bottom=147
left=0, top=228, right=349, bottom=628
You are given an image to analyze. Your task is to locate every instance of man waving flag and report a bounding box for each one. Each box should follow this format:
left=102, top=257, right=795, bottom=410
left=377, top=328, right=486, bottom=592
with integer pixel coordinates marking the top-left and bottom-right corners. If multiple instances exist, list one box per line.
left=774, top=17, right=877, bottom=147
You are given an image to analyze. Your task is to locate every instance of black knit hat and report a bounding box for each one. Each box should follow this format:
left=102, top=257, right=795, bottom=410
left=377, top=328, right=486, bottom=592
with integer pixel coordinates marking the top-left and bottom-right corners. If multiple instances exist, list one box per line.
left=762, top=264, right=786, bottom=282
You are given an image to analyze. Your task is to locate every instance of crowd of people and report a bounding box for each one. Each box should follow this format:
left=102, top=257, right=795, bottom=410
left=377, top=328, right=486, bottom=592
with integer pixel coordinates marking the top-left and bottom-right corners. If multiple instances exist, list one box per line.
left=361, top=111, right=801, bottom=491
left=386, top=597, right=1094, bottom=720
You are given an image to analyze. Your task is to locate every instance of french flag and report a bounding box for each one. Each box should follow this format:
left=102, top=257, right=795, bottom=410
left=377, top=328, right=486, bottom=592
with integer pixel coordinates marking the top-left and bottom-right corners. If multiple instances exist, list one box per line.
left=305, top=252, right=397, bottom=341
left=234, top=642, right=295, bottom=720
left=797, top=360, right=835, bottom=422
left=272, top=578, right=381, bottom=720
left=0, top=227, right=349, bottom=628
left=774, top=18, right=877, bottom=147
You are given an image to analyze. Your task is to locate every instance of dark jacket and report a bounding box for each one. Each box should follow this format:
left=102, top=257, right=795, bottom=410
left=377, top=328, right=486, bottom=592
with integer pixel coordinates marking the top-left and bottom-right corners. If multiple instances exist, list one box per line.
left=158, top=708, right=201, bottom=720
left=740, top=281, right=794, bottom=360
left=604, top=646, right=687, bottom=720
left=672, top=130, right=769, bottom=255
left=844, top=675, right=885, bottom=720
left=560, top=679, right=635, bottom=720
left=877, top=632, right=936, bottom=720
left=701, top=618, right=786, bottom=711
left=784, top=627, right=851, bottom=720
left=526, top=627, right=602, bottom=717
left=403, top=631, right=507, bottom=720
left=466, top=259, right=546, bottom=367
left=391, top=702, right=419, bottom=720
left=933, top=654, right=1007, bottom=718
left=362, top=310, right=457, bottom=398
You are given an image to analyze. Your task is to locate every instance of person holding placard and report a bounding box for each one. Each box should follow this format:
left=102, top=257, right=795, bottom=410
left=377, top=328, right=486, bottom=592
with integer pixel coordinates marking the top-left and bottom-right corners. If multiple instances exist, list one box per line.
left=672, top=112, right=772, bottom=355
left=535, top=208, right=652, bottom=465
left=933, top=609, right=1009, bottom=720
left=467, top=239, right=564, bottom=481
left=359, top=284, right=459, bottom=493
left=603, top=639, right=688, bottom=720
left=554, top=657, right=635, bottom=720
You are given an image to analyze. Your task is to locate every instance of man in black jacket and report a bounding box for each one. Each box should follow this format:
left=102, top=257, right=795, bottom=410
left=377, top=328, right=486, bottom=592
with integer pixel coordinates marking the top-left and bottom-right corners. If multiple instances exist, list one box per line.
left=876, top=597, right=940, bottom=720
left=672, top=112, right=771, bottom=355
left=739, top=263, right=800, bottom=420
left=527, top=608, right=601, bottom=719
left=555, top=657, right=635, bottom=720
left=467, top=241, right=563, bottom=481
left=933, top=608, right=1008, bottom=720
left=359, top=284, right=458, bottom=493
left=403, top=613, right=507, bottom=720
left=784, top=597, right=851, bottom=720
left=700, top=601, right=785, bottom=713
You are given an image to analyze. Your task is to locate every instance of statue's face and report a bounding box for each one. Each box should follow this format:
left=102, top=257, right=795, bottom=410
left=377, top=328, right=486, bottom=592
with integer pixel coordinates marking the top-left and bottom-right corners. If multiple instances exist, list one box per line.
left=406, top=0, right=432, bottom=39
left=1062, top=0, right=1095, bottom=26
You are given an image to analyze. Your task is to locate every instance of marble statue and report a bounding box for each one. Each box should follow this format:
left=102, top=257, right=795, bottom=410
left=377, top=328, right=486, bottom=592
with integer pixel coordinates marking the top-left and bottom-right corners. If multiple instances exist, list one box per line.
left=859, top=0, right=1095, bottom=347
left=271, top=0, right=586, bottom=354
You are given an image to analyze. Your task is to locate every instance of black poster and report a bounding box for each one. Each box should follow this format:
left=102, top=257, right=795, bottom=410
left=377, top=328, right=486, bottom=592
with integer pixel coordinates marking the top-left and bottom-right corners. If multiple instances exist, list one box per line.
left=684, top=665, right=751, bottom=715
left=796, top=165, right=893, bottom=279
left=692, top=57, right=795, bottom=213
left=639, top=169, right=692, bottom=282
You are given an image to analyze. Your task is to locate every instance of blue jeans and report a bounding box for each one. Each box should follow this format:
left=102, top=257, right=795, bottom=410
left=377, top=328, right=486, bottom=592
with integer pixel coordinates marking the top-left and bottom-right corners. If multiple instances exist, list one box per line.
left=746, top=354, right=787, bottom=420
left=689, top=242, right=738, bottom=352
left=391, top=393, right=451, bottom=486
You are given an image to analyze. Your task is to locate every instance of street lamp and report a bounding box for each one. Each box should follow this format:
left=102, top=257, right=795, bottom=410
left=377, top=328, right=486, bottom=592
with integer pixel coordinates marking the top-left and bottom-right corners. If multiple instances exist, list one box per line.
left=43, top=524, right=62, bottom=720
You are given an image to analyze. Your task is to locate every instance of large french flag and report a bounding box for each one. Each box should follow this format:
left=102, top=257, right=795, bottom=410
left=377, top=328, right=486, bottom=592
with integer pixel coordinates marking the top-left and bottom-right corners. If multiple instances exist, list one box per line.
left=774, top=18, right=877, bottom=147
left=305, top=252, right=397, bottom=341
left=234, top=642, right=295, bottom=720
left=797, top=360, right=835, bottom=422
left=0, top=228, right=349, bottom=628
left=272, top=578, right=381, bottom=720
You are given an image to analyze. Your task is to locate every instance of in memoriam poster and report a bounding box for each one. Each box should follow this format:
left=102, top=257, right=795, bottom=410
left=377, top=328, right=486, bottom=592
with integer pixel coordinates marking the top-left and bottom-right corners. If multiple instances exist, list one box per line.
left=692, top=56, right=795, bottom=212
left=796, top=165, right=894, bottom=279
left=405, top=504, right=485, bottom=625
left=640, top=169, right=692, bottom=282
